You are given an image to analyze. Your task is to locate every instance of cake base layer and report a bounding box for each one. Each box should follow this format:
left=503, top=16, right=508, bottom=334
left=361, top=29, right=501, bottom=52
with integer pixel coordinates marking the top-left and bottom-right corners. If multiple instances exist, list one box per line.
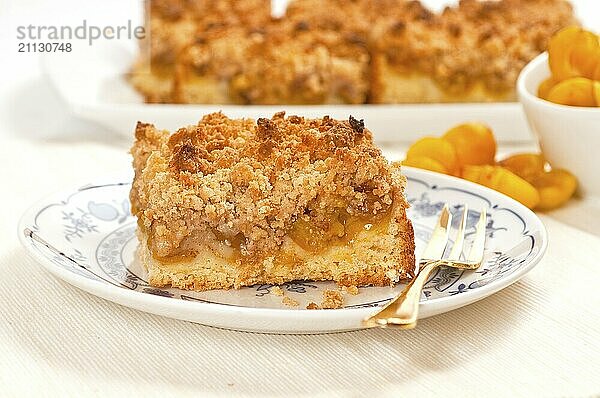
left=172, top=74, right=232, bottom=104
left=131, top=57, right=516, bottom=105
left=129, top=61, right=174, bottom=104
left=137, top=205, right=415, bottom=291
left=132, top=67, right=365, bottom=105
left=370, top=56, right=515, bottom=103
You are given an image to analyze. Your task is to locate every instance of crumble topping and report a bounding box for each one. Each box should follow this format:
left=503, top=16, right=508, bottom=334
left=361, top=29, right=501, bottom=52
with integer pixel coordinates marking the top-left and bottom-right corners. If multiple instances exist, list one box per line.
left=147, top=0, right=272, bottom=66
left=131, top=112, right=407, bottom=261
left=306, top=302, right=320, bottom=310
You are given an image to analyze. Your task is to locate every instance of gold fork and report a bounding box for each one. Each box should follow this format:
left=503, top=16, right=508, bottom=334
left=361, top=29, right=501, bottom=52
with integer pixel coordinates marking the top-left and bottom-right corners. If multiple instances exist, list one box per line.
left=363, top=204, right=487, bottom=329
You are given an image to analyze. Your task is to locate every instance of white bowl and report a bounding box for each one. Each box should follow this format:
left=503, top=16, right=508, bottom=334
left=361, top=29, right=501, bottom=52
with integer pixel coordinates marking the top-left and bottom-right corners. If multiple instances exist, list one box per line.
left=517, top=52, right=600, bottom=197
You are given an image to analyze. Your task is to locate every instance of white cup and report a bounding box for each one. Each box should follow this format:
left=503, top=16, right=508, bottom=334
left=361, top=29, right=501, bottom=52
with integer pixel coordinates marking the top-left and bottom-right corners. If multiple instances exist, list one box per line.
left=517, top=52, right=600, bottom=197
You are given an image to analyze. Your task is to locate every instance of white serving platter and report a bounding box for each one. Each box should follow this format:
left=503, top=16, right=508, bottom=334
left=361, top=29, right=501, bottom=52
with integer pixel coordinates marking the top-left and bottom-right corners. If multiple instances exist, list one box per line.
left=41, top=40, right=536, bottom=144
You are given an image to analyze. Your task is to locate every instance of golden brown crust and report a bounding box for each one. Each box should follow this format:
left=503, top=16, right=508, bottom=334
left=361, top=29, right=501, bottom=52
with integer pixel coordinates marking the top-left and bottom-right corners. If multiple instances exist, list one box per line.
left=131, top=112, right=416, bottom=290
left=130, top=0, right=575, bottom=104
left=130, top=121, right=169, bottom=214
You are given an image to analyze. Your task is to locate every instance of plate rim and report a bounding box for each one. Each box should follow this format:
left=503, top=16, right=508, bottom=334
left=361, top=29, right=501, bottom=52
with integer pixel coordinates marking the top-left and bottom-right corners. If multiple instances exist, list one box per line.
left=17, top=167, right=548, bottom=323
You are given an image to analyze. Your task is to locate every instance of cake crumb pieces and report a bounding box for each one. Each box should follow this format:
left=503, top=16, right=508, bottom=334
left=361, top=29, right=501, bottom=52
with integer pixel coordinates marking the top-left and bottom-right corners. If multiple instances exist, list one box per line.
left=271, top=286, right=284, bottom=296
left=306, top=302, right=320, bottom=310
left=321, top=290, right=344, bottom=309
left=282, top=296, right=299, bottom=307
left=341, top=285, right=359, bottom=295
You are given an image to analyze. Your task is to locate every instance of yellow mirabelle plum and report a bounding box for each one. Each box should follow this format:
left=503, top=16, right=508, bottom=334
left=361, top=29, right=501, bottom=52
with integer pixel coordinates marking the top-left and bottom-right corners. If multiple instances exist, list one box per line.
left=402, top=157, right=448, bottom=174
left=405, top=137, right=460, bottom=176
left=531, top=169, right=578, bottom=211
left=442, top=123, right=497, bottom=167
left=547, top=77, right=596, bottom=107
left=548, top=26, right=600, bottom=81
left=499, top=153, right=546, bottom=183
left=462, top=165, right=541, bottom=209
left=538, top=77, right=558, bottom=101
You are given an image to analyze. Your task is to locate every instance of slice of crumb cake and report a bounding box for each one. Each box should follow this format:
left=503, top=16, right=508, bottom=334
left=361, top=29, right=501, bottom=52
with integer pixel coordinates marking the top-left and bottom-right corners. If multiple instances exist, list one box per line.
left=130, top=112, right=415, bottom=291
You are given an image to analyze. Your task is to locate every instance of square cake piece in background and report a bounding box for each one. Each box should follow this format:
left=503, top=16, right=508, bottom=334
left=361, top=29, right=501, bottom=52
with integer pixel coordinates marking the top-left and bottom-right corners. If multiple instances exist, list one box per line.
left=130, top=112, right=415, bottom=291
left=168, top=0, right=372, bottom=105
left=369, top=0, right=576, bottom=103
left=129, top=0, right=273, bottom=103
left=130, top=0, right=575, bottom=104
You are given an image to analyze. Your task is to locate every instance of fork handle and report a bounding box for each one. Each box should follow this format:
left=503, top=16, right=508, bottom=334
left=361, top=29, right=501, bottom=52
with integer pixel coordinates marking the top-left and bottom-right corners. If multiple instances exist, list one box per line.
left=363, top=260, right=442, bottom=329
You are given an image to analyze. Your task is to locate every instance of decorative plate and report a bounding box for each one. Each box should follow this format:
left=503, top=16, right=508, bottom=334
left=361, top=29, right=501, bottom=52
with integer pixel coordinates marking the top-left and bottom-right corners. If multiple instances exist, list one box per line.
left=18, top=168, right=547, bottom=334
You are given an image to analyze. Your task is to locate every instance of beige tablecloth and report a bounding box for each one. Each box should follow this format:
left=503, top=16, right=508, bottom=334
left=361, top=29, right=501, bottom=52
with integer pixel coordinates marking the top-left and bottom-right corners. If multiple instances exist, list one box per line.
left=1, top=136, right=599, bottom=397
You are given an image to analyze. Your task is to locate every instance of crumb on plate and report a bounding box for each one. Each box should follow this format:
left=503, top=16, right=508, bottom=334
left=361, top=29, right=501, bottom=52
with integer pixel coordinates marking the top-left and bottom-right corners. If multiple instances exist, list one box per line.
left=271, top=286, right=284, bottom=296
left=341, top=285, right=359, bottom=295
left=282, top=296, right=299, bottom=307
left=321, top=289, right=344, bottom=309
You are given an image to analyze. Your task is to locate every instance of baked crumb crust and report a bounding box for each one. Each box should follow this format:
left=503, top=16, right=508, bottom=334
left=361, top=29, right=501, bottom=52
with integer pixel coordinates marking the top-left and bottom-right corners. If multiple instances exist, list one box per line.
left=131, top=112, right=416, bottom=290
left=130, top=0, right=575, bottom=104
